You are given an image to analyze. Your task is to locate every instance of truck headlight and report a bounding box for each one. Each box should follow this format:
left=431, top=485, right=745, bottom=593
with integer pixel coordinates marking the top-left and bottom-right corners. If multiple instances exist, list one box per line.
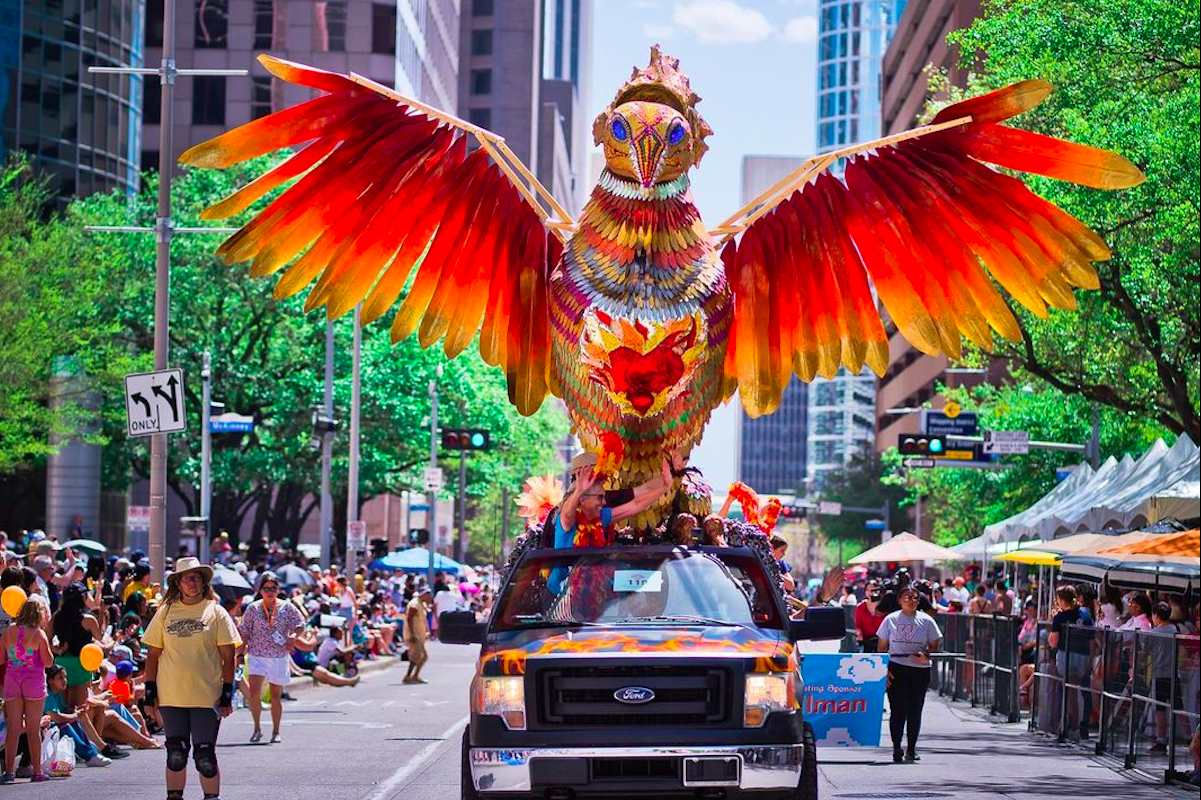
left=744, top=673, right=795, bottom=727
left=472, top=676, right=526, bottom=730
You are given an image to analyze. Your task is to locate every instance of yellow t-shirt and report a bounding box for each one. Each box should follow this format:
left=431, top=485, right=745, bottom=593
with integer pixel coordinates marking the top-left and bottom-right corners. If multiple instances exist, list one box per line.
left=122, top=580, right=151, bottom=602
left=143, top=599, right=242, bottom=708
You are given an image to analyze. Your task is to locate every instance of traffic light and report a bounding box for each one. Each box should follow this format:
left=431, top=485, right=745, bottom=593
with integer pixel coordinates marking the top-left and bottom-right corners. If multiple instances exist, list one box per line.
left=898, top=434, right=946, bottom=456
left=408, top=528, right=429, bottom=545
left=441, top=428, right=490, bottom=451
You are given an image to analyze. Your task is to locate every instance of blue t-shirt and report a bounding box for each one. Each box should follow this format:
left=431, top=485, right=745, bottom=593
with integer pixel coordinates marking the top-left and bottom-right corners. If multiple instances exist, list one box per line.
left=549, top=508, right=613, bottom=593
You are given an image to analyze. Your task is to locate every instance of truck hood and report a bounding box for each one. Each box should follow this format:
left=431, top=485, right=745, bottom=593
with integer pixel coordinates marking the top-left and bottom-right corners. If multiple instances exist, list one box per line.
left=478, top=625, right=794, bottom=676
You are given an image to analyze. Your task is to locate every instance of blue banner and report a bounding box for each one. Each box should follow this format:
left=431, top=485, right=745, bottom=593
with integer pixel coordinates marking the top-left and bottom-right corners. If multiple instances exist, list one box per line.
left=800, top=653, right=888, bottom=747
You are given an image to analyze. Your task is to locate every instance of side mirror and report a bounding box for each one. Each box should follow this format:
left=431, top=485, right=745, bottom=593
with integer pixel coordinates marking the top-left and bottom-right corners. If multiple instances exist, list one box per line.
left=438, top=610, right=486, bottom=644
left=789, top=605, right=847, bottom=641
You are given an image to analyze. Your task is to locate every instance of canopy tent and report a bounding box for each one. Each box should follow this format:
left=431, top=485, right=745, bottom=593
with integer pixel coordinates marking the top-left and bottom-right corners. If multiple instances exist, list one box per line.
left=975, top=436, right=1199, bottom=546
left=370, top=548, right=465, bottom=575
left=980, top=462, right=1096, bottom=544
left=1061, top=553, right=1200, bottom=593
left=1098, top=529, right=1199, bottom=557
left=849, top=532, right=962, bottom=564
left=950, top=536, right=1047, bottom=559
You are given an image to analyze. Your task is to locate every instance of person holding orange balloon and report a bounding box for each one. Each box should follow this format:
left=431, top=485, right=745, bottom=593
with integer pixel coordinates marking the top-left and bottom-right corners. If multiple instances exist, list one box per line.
left=1, top=590, right=53, bottom=783
left=50, top=583, right=106, bottom=709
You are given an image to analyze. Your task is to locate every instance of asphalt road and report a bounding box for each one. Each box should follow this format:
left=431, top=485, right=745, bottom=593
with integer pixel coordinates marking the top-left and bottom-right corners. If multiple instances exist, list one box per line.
left=14, top=640, right=1193, bottom=800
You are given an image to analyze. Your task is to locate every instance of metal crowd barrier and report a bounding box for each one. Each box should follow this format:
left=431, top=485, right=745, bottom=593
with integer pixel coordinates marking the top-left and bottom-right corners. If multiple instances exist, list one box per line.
left=839, top=606, right=1199, bottom=785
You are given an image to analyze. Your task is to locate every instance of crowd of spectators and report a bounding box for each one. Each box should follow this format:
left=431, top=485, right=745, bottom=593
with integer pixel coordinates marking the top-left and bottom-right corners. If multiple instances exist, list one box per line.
left=0, top=527, right=494, bottom=783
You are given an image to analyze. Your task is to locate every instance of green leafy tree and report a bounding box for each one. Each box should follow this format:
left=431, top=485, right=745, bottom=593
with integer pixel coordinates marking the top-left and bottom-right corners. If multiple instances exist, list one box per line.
left=926, top=0, right=1200, bottom=440
left=813, top=453, right=911, bottom=551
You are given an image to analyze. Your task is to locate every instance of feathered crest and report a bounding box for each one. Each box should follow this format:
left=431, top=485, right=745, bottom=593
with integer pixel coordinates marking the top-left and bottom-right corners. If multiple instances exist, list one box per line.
left=726, top=481, right=788, bottom=535
left=593, top=45, right=714, bottom=167
left=516, top=473, right=565, bottom=527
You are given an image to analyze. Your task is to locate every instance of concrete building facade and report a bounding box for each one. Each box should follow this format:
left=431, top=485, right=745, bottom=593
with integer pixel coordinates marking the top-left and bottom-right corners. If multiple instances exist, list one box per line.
left=737, top=156, right=808, bottom=495
left=875, top=0, right=984, bottom=452
left=810, top=0, right=906, bottom=489
left=458, top=0, right=590, bottom=216
left=1, top=0, right=145, bottom=197
left=142, top=0, right=459, bottom=171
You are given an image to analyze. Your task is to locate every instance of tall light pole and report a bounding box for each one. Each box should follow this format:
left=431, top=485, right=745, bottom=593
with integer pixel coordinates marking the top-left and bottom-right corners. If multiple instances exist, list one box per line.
left=427, top=368, right=441, bottom=590
left=200, top=351, right=212, bottom=559
left=319, top=321, right=335, bottom=567
left=345, top=306, right=362, bottom=578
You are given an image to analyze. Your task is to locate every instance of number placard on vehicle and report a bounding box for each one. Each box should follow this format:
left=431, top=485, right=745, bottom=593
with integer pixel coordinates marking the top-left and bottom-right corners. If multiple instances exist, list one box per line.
left=613, top=570, right=663, bottom=593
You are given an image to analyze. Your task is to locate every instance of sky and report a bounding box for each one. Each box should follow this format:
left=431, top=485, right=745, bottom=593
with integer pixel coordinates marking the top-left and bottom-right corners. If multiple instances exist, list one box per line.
left=588, top=0, right=819, bottom=489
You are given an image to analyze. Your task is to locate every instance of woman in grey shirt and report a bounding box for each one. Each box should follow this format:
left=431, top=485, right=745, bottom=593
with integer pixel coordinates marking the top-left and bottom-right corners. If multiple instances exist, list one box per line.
left=878, top=586, right=941, bottom=763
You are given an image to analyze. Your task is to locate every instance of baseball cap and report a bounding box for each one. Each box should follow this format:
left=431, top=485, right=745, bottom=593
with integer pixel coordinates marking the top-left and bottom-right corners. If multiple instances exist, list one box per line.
left=112, top=644, right=135, bottom=663
left=115, top=661, right=135, bottom=678
left=33, top=554, right=54, bottom=571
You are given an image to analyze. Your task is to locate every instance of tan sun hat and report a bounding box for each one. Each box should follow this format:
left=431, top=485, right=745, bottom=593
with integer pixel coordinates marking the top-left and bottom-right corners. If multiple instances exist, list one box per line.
left=570, top=451, right=599, bottom=473
left=167, top=556, right=214, bottom=587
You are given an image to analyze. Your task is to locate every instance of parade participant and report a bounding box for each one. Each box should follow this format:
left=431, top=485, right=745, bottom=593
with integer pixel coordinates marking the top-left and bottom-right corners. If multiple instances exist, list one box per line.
left=555, top=457, right=673, bottom=551
left=855, top=580, right=886, bottom=654
left=878, top=586, right=942, bottom=763
left=240, top=572, right=303, bottom=744
left=1, top=596, right=53, bottom=783
left=403, top=587, right=432, bottom=685
left=142, top=558, right=241, bottom=800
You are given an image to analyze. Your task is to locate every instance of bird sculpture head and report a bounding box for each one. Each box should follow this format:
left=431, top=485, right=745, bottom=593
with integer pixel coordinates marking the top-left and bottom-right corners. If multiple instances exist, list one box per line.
left=594, top=45, right=713, bottom=187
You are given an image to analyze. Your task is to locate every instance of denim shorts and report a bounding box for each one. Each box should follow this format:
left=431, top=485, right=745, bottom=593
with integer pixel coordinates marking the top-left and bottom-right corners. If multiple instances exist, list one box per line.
left=1056, top=650, right=1089, bottom=681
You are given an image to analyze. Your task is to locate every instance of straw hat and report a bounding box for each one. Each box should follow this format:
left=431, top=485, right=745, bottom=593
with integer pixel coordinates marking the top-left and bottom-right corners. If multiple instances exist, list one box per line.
left=167, top=556, right=214, bottom=587
left=570, top=451, right=598, bottom=473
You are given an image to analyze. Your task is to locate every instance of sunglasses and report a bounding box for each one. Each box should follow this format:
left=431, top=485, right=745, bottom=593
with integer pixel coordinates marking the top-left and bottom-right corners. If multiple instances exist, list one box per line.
left=261, top=585, right=280, bottom=592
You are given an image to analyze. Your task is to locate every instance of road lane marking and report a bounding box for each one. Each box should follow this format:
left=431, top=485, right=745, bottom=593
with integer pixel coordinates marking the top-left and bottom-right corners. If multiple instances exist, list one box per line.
left=365, top=715, right=469, bottom=800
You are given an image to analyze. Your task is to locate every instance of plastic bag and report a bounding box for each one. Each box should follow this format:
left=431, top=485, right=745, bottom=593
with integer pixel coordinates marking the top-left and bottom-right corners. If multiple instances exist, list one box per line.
left=40, top=728, right=58, bottom=773
left=49, top=728, right=76, bottom=777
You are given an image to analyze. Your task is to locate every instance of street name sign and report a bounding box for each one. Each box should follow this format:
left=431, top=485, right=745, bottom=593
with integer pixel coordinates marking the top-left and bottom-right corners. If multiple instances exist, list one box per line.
left=124, top=368, right=186, bottom=437
left=210, top=412, right=254, bottom=433
left=423, top=467, right=445, bottom=492
left=903, top=458, right=936, bottom=468
left=983, top=430, right=1030, bottom=455
left=817, top=501, right=843, bottom=516
left=924, top=410, right=978, bottom=437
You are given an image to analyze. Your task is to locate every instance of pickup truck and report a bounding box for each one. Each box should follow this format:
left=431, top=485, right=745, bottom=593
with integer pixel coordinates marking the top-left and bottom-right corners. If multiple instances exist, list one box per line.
left=440, top=531, right=845, bottom=799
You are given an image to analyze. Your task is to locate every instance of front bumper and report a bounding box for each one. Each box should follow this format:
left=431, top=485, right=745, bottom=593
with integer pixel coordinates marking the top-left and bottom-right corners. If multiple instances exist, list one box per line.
left=470, top=744, right=803, bottom=794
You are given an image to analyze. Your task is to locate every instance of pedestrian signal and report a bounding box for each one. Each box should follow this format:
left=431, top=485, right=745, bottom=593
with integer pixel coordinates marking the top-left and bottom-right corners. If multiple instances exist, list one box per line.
left=898, top=434, right=946, bottom=456
left=441, top=428, right=491, bottom=451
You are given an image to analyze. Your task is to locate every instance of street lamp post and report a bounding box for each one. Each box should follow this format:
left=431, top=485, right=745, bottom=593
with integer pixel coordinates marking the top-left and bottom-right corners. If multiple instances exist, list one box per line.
left=427, top=368, right=442, bottom=591
left=346, top=305, right=362, bottom=579
left=200, top=351, right=212, bottom=560
left=319, top=321, right=335, bottom=567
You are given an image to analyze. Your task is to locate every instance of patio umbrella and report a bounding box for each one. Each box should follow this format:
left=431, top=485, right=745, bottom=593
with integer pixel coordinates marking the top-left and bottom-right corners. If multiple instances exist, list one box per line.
left=210, top=566, right=254, bottom=602
left=61, top=539, right=107, bottom=556
left=994, top=549, right=1062, bottom=566
left=848, top=532, right=963, bottom=564
left=275, top=563, right=315, bottom=588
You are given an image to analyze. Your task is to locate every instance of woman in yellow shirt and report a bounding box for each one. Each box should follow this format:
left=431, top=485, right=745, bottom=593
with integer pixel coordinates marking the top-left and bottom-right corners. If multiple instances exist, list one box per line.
left=142, top=558, right=241, bottom=800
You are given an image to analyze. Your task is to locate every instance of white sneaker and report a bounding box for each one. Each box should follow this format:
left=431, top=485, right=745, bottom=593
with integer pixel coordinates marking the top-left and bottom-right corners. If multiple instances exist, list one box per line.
left=86, top=754, right=113, bottom=768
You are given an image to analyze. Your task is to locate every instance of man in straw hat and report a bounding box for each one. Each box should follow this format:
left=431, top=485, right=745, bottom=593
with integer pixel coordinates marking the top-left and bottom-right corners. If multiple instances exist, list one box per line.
left=142, top=557, right=242, bottom=800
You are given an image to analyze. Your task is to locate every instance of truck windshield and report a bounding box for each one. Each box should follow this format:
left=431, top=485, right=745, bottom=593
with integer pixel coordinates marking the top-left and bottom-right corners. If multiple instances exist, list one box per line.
left=493, top=549, right=783, bottom=631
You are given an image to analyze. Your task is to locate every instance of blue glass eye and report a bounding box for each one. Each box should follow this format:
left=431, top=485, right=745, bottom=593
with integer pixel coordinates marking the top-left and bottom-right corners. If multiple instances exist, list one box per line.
left=668, top=124, right=686, bottom=146
left=611, top=119, right=627, bottom=141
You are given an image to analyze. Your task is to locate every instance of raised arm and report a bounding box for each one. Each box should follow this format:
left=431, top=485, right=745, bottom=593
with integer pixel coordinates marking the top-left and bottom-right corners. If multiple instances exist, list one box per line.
left=558, top=468, right=597, bottom=533
left=610, top=459, right=673, bottom=525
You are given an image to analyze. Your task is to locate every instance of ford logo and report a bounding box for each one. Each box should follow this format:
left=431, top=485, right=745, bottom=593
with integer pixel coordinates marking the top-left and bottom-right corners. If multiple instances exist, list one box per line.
left=614, top=686, right=656, bottom=705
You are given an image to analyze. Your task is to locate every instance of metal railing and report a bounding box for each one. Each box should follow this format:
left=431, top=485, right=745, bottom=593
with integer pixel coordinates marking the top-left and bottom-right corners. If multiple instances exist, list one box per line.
left=839, top=606, right=1199, bottom=785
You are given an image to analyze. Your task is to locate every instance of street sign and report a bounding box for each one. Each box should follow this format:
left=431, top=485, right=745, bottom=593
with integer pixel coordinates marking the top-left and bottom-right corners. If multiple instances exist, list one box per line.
left=924, top=411, right=978, bottom=437
left=209, top=412, right=254, bottom=433
left=942, top=447, right=978, bottom=460
left=346, top=520, right=367, bottom=550
left=126, top=505, right=151, bottom=553
left=124, top=368, right=186, bottom=437
left=423, top=467, right=445, bottom=492
left=903, top=458, right=936, bottom=468
left=943, top=401, right=961, bottom=418
left=817, top=501, right=842, bottom=516
left=983, top=430, right=1030, bottom=455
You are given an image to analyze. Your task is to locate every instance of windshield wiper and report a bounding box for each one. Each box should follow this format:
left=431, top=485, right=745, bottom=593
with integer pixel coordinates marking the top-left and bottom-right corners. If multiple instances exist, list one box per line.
left=626, top=614, right=749, bottom=627
left=510, top=618, right=605, bottom=629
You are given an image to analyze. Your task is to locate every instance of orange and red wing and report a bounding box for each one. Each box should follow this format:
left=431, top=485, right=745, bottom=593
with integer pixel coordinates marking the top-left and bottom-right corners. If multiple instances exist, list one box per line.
left=722, top=81, right=1143, bottom=417
left=179, top=56, right=557, bottom=416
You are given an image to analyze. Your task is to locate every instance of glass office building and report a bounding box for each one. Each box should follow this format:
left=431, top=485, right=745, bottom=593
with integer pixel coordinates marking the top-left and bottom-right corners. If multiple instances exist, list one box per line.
left=808, top=0, right=905, bottom=490
left=1, top=0, right=144, bottom=198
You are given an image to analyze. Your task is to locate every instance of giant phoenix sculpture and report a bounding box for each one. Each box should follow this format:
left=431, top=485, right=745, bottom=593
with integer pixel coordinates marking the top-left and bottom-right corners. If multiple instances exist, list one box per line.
left=181, top=47, right=1143, bottom=528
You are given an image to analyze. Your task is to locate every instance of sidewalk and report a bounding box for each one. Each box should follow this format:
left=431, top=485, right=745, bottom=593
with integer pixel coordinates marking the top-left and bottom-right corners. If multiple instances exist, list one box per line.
left=816, top=693, right=1193, bottom=800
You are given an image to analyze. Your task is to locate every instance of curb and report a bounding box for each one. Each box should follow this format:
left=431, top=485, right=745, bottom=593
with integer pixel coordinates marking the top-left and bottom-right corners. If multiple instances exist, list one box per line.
left=276, top=656, right=400, bottom=697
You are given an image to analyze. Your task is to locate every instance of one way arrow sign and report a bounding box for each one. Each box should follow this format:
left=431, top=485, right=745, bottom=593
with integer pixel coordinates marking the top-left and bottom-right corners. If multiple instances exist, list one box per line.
left=124, top=368, right=187, bottom=437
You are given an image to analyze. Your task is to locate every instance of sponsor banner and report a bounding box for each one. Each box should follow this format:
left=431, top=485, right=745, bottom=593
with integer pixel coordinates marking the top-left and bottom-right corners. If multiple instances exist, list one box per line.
left=800, top=653, right=888, bottom=747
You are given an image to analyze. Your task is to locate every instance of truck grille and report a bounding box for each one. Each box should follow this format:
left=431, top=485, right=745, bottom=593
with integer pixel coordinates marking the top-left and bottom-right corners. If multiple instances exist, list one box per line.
left=537, top=664, right=731, bottom=727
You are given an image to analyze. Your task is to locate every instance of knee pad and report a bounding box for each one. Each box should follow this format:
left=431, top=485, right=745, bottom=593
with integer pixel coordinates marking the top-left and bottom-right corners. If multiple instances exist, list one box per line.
left=165, top=736, right=190, bottom=772
left=193, top=743, right=219, bottom=778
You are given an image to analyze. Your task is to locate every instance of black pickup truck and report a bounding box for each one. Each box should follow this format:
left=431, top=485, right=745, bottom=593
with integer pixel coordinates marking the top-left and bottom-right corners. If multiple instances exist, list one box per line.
left=440, top=535, right=845, bottom=799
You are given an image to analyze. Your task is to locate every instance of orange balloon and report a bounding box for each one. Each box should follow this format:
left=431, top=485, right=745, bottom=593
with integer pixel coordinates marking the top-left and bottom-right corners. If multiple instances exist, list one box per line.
left=1, top=586, right=26, bottom=617
left=79, top=642, right=104, bottom=673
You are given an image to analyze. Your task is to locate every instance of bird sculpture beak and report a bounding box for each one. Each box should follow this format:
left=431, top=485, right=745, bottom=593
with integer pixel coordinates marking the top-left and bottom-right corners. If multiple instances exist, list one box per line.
left=633, top=127, right=666, bottom=187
